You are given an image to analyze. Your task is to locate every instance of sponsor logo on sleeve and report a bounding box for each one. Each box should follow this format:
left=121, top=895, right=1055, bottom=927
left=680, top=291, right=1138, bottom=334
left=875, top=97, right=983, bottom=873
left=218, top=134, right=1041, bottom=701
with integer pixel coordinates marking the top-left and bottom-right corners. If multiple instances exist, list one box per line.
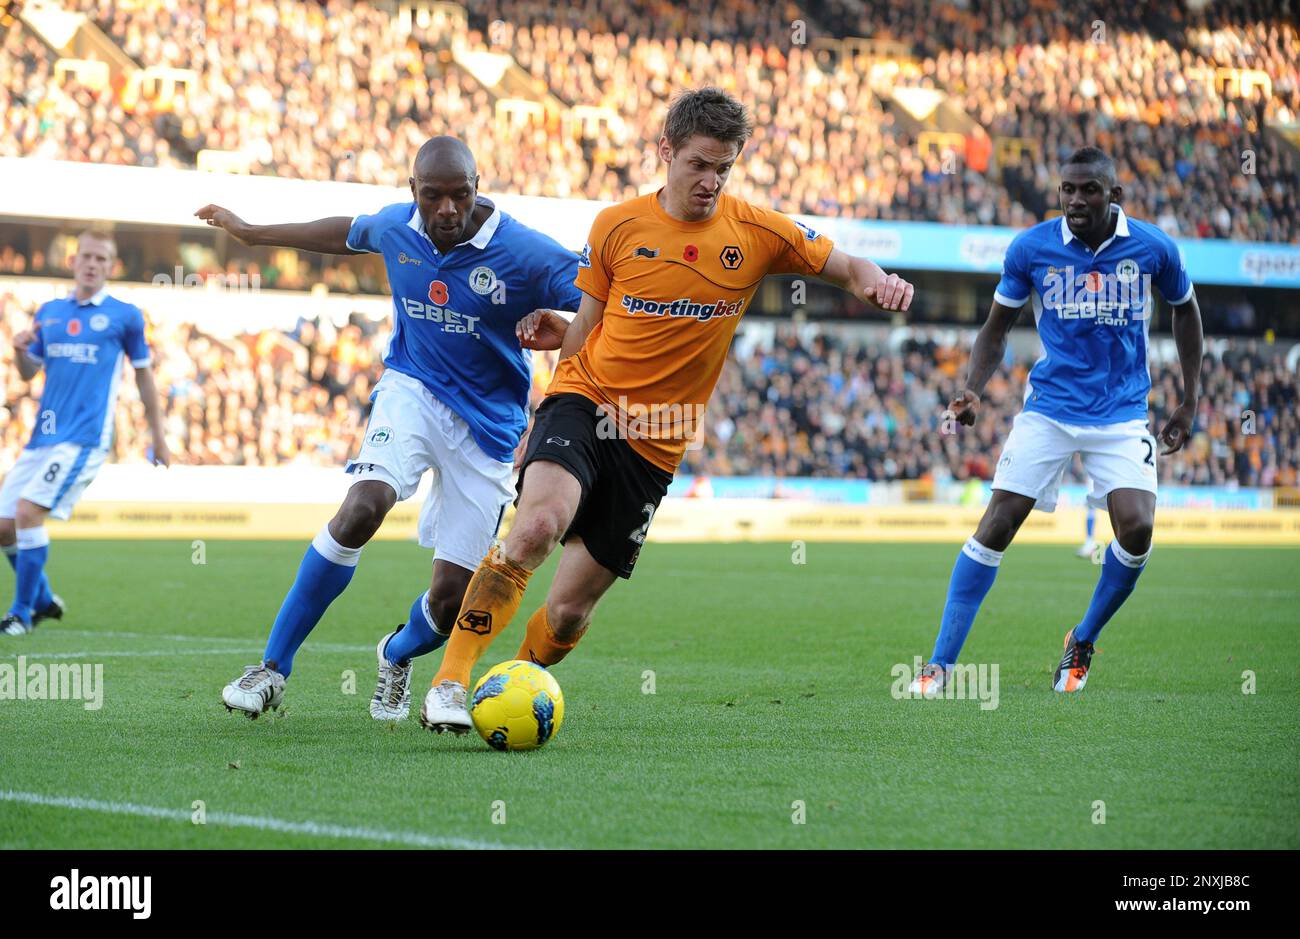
left=578, top=243, right=592, bottom=269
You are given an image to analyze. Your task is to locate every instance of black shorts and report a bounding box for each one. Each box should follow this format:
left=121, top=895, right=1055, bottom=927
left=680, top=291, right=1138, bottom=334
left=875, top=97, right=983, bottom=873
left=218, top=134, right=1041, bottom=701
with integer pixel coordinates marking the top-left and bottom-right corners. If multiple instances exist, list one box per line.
left=518, top=393, right=674, bottom=579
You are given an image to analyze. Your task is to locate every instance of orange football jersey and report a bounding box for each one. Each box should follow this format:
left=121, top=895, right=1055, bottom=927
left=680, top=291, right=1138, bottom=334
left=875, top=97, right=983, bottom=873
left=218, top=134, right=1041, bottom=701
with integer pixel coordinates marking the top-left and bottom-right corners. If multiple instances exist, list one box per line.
left=550, top=190, right=835, bottom=472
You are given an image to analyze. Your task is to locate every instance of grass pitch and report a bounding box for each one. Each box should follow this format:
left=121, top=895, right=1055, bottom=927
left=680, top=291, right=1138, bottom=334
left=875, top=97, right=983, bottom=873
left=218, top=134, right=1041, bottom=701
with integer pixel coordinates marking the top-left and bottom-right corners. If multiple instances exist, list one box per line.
left=1, top=539, right=1296, bottom=849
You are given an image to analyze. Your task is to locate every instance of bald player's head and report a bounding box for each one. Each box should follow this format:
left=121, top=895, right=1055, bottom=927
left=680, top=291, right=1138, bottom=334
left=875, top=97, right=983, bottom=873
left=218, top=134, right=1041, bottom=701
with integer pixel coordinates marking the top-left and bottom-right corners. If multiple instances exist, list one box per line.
left=414, top=136, right=477, bottom=179
left=409, top=136, right=481, bottom=250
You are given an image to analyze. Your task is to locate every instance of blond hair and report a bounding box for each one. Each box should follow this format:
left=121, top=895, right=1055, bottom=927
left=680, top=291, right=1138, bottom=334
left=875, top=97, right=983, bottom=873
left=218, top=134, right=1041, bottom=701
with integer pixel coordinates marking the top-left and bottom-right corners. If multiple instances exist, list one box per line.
left=77, top=229, right=117, bottom=259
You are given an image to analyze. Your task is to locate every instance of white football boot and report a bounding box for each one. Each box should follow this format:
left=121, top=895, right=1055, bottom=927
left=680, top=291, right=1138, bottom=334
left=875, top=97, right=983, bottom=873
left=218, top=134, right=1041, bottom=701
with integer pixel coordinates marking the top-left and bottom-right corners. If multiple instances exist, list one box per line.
left=222, top=663, right=286, bottom=719
left=1076, top=538, right=1099, bottom=559
left=907, top=662, right=951, bottom=698
left=419, top=679, right=472, bottom=735
left=370, top=629, right=413, bottom=721
left=0, top=613, right=33, bottom=636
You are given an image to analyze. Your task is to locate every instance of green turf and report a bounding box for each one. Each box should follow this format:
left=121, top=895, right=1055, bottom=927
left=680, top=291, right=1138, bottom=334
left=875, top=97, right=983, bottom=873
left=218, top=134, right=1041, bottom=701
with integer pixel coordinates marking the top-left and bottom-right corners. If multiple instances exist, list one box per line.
left=1, top=539, right=1296, bottom=849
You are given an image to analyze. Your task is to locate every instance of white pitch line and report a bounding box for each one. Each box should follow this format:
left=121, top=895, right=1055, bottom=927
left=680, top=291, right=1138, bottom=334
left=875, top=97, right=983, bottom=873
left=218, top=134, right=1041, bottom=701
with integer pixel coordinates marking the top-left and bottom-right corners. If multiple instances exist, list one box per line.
left=0, top=790, right=541, bottom=850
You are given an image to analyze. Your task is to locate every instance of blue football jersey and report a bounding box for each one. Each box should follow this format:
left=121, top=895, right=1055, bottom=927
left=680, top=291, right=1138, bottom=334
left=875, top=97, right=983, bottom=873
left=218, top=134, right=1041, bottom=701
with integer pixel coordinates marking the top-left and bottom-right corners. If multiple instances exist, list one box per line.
left=347, top=199, right=582, bottom=461
left=994, top=205, right=1194, bottom=425
left=25, top=291, right=151, bottom=449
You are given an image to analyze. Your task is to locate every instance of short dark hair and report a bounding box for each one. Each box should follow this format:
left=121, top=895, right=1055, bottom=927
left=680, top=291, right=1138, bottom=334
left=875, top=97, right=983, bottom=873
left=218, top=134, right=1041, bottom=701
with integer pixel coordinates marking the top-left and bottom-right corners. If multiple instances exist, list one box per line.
left=662, top=87, right=754, bottom=153
left=1061, top=146, right=1116, bottom=187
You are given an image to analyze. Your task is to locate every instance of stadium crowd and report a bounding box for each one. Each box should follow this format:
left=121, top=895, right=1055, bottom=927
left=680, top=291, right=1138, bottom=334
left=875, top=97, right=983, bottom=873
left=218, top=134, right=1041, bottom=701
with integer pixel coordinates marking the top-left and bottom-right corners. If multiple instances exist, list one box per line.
left=0, top=291, right=385, bottom=467
left=1, top=0, right=1295, bottom=239
left=3, top=291, right=1295, bottom=489
left=685, top=327, right=1300, bottom=490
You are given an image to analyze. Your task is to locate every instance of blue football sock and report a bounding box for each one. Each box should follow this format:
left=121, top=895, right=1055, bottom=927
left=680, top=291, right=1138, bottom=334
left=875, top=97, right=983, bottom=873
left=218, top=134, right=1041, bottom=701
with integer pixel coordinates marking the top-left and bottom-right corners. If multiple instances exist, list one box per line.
left=263, top=526, right=361, bottom=677
left=1074, top=541, right=1148, bottom=644
left=9, top=527, right=51, bottom=624
left=5, top=543, right=54, bottom=611
left=930, top=538, right=1003, bottom=667
left=1085, top=509, right=1096, bottom=540
left=383, top=590, right=449, bottom=665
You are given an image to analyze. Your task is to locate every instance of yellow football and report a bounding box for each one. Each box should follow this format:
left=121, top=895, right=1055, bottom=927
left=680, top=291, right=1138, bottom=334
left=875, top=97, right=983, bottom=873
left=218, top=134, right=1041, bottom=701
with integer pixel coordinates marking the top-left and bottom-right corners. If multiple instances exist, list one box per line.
left=469, top=660, right=565, bottom=751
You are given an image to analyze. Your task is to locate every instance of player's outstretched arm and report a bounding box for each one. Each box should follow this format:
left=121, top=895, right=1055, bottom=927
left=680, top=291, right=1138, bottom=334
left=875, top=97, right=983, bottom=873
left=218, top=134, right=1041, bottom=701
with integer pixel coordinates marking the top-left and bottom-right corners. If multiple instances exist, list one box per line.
left=817, top=248, right=914, bottom=312
left=1159, top=294, right=1203, bottom=455
left=950, top=300, right=1021, bottom=426
left=12, top=329, right=41, bottom=382
left=194, top=205, right=359, bottom=255
left=134, top=366, right=171, bottom=466
left=553, top=292, right=606, bottom=360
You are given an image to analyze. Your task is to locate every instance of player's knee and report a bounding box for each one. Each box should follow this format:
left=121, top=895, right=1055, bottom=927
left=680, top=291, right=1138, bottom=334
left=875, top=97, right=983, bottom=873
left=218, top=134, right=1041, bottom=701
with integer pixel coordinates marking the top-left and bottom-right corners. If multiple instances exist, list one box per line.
left=1115, top=517, right=1153, bottom=556
left=14, top=501, right=47, bottom=530
left=975, top=513, right=1019, bottom=552
left=428, top=580, right=468, bottom=628
left=507, top=505, right=567, bottom=560
left=331, top=505, right=384, bottom=545
left=0, top=517, right=15, bottom=545
left=546, top=598, right=592, bottom=644
left=332, top=485, right=394, bottom=545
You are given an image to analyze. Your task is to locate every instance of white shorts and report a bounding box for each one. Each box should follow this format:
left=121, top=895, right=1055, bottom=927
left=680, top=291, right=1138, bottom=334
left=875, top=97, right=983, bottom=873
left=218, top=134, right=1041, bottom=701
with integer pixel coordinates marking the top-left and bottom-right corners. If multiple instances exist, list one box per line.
left=991, top=410, right=1158, bottom=512
left=0, top=443, right=109, bottom=522
left=346, top=370, right=513, bottom=571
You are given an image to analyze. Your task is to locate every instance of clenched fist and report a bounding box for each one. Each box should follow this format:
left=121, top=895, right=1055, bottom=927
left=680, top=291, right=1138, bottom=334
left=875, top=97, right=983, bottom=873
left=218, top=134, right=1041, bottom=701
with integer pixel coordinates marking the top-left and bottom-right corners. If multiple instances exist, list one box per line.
left=948, top=388, right=980, bottom=427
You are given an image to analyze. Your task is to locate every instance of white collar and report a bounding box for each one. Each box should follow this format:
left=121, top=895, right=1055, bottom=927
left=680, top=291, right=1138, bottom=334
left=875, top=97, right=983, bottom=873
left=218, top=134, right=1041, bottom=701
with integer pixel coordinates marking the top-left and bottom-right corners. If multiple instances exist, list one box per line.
left=1060, top=203, right=1130, bottom=247
left=406, top=199, right=501, bottom=250
left=71, top=287, right=109, bottom=307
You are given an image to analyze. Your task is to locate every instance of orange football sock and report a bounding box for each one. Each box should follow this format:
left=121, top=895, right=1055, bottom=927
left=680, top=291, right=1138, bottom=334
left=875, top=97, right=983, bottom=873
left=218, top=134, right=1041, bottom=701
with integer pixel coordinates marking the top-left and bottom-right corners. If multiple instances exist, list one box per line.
left=433, top=547, right=533, bottom=687
left=516, top=605, right=586, bottom=667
